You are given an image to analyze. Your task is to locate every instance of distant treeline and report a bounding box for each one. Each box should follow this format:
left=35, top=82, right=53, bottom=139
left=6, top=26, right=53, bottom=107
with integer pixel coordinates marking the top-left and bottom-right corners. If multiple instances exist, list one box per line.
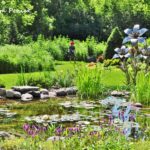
left=0, top=0, right=150, bottom=44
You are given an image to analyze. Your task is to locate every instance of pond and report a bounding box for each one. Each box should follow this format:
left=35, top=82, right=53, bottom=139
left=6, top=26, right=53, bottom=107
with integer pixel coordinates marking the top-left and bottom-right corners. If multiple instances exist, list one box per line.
left=0, top=96, right=150, bottom=139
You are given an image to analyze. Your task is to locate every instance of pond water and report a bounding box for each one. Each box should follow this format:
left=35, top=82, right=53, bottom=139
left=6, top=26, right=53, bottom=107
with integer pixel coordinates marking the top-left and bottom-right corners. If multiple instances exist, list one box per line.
left=0, top=97, right=150, bottom=139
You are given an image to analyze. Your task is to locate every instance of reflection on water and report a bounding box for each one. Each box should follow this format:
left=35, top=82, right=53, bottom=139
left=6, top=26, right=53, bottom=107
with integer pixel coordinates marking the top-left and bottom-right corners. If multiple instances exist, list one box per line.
left=0, top=97, right=150, bottom=139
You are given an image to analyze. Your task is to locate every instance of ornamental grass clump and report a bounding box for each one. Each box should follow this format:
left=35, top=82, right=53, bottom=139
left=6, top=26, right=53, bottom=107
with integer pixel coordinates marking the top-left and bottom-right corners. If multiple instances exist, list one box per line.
left=76, top=64, right=105, bottom=99
left=135, top=72, right=150, bottom=105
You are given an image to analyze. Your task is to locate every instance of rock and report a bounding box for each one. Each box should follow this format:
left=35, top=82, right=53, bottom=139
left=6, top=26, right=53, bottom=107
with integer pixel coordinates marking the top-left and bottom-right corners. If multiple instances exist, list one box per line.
left=28, top=91, right=40, bottom=98
left=6, top=90, right=15, bottom=98
left=0, top=131, right=14, bottom=139
left=14, top=91, right=21, bottom=99
left=56, top=88, right=67, bottom=96
left=111, top=91, right=130, bottom=97
left=42, top=115, right=50, bottom=120
left=133, top=103, right=142, bottom=108
left=86, top=56, right=96, bottom=63
left=49, top=92, right=56, bottom=98
left=0, top=88, right=6, bottom=97
left=59, top=101, right=72, bottom=108
left=40, top=94, right=50, bottom=99
left=40, top=89, right=49, bottom=95
left=100, top=96, right=126, bottom=107
left=66, top=87, right=77, bottom=95
left=21, top=93, right=33, bottom=102
left=12, top=86, right=39, bottom=93
left=77, top=121, right=90, bottom=125
left=47, top=136, right=65, bottom=141
left=6, top=90, right=21, bottom=99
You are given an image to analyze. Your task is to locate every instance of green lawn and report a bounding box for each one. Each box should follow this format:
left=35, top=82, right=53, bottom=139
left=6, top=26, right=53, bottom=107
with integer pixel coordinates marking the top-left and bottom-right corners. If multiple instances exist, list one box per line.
left=0, top=61, right=125, bottom=89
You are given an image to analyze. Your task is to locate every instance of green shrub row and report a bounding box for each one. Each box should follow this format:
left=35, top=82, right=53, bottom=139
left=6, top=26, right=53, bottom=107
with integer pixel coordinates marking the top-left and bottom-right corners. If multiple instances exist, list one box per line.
left=0, top=43, right=54, bottom=74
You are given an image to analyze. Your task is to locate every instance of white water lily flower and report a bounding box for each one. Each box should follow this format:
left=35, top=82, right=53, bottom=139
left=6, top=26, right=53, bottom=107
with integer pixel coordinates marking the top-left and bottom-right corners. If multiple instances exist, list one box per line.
left=123, top=24, right=148, bottom=44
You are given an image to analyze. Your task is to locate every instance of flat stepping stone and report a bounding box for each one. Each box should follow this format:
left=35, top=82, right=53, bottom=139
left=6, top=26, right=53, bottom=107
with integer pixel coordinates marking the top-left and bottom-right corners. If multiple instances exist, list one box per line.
left=111, top=91, right=130, bottom=97
left=12, top=86, right=39, bottom=93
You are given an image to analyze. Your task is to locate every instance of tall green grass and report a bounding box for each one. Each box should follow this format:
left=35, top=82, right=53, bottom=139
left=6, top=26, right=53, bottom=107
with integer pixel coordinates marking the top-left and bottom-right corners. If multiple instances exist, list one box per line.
left=76, top=64, right=105, bottom=99
left=0, top=44, right=54, bottom=73
left=135, top=72, right=150, bottom=105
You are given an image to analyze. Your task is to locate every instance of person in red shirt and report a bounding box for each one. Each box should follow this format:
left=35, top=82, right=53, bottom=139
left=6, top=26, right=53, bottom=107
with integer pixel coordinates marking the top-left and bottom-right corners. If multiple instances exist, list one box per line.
left=68, top=41, right=75, bottom=61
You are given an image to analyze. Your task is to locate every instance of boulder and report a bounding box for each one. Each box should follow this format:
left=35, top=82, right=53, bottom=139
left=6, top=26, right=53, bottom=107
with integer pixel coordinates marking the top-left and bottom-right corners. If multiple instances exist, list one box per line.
left=12, top=86, right=39, bottom=93
left=133, top=103, right=142, bottom=108
left=0, top=88, right=6, bottom=97
left=40, top=89, right=49, bottom=95
left=14, top=91, right=21, bottom=99
left=28, top=91, right=40, bottom=98
left=66, top=87, right=77, bottom=95
left=40, top=94, right=50, bottom=99
left=56, top=88, right=67, bottom=96
left=21, top=93, right=33, bottom=102
left=111, top=90, right=130, bottom=97
left=6, top=90, right=15, bottom=98
left=0, top=131, right=15, bottom=139
left=6, top=90, right=21, bottom=99
left=49, top=92, right=56, bottom=98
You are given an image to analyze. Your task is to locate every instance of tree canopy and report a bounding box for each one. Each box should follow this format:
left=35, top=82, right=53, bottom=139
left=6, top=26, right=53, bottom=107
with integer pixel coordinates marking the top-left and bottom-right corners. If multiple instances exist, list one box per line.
left=0, top=0, right=150, bottom=44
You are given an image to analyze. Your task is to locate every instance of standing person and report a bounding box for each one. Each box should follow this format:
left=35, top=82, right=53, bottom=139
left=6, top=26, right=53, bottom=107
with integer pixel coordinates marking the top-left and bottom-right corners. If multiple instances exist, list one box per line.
left=68, top=41, right=75, bottom=62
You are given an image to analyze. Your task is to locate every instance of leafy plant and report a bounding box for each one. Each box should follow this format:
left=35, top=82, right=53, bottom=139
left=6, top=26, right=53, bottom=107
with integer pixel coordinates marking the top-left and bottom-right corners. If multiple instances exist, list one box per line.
left=55, top=70, right=75, bottom=87
left=76, top=64, right=105, bottom=99
left=135, top=72, right=150, bottom=105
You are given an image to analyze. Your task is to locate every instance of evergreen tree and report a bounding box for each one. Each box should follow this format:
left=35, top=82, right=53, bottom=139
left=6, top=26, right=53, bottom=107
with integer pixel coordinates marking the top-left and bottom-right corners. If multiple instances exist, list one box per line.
left=104, top=27, right=123, bottom=59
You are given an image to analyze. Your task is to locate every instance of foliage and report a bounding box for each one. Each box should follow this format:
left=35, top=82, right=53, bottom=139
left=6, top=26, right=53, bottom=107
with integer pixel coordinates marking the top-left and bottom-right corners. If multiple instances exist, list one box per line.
left=86, top=36, right=106, bottom=57
left=1, top=0, right=150, bottom=43
left=104, top=59, right=120, bottom=67
left=16, top=71, right=55, bottom=89
left=0, top=79, right=5, bottom=88
left=0, top=44, right=54, bottom=74
left=55, top=70, right=75, bottom=87
left=76, top=64, right=105, bottom=99
left=135, top=72, right=150, bottom=105
left=104, top=27, right=123, bottom=59
left=1, top=126, right=150, bottom=150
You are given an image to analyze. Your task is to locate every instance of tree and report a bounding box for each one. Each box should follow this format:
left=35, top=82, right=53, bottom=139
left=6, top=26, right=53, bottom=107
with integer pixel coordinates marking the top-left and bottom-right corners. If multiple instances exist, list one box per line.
left=104, top=27, right=123, bottom=59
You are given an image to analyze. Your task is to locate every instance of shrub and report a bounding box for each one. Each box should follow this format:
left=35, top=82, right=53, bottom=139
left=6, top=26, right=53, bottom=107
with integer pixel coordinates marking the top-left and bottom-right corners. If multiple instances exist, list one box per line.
left=75, top=40, right=88, bottom=61
left=104, top=59, right=120, bottom=67
left=0, top=44, right=54, bottom=74
left=0, top=79, right=5, bottom=88
left=76, top=64, right=105, bottom=99
left=86, top=36, right=106, bottom=57
left=104, top=27, right=123, bottom=59
left=94, top=42, right=106, bottom=57
left=55, top=70, right=75, bottom=87
left=16, top=72, right=55, bottom=89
